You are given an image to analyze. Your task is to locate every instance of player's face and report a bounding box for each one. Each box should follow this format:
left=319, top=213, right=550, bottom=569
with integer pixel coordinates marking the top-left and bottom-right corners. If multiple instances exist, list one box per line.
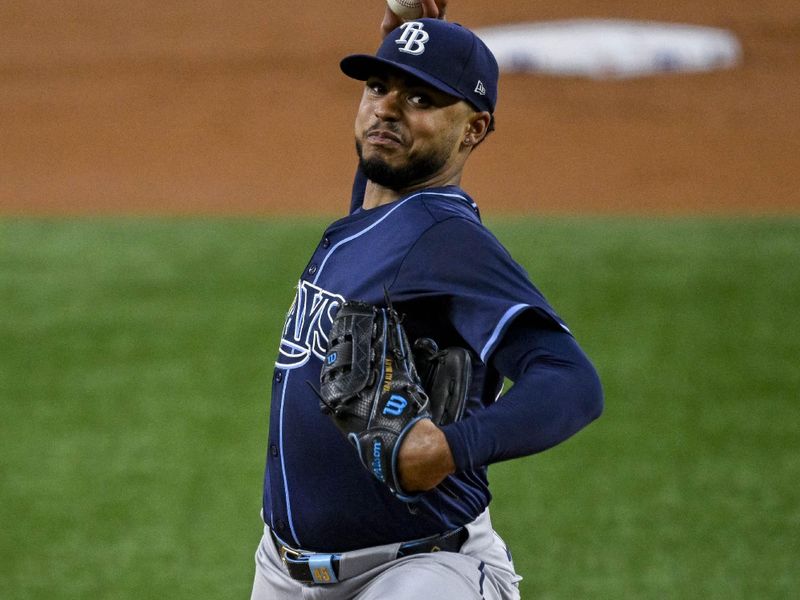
left=354, top=70, right=475, bottom=191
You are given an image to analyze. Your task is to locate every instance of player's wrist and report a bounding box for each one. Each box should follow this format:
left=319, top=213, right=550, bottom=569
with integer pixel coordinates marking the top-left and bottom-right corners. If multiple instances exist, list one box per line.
left=398, top=419, right=455, bottom=491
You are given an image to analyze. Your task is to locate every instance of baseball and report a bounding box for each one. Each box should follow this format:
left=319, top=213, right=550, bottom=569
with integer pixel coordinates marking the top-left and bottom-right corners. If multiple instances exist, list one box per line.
left=386, top=0, right=423, bottom=21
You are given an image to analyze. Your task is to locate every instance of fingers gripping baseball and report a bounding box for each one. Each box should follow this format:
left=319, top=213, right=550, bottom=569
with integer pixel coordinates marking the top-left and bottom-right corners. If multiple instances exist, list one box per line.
left=381, top=0, right=448, bottom=38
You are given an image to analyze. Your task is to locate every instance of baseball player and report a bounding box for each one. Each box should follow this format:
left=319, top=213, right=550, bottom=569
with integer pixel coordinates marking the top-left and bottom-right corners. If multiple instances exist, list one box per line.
left=250, top=17, right=603, bottom=600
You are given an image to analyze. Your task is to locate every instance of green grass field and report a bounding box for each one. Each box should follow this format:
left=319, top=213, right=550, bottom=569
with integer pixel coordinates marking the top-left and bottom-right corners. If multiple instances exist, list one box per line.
left=2, top=217, right=798, bottom=599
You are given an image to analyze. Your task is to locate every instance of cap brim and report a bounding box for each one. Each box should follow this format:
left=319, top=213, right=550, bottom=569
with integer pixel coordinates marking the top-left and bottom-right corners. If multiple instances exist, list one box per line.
left=340, top=54, right=467, bottom=105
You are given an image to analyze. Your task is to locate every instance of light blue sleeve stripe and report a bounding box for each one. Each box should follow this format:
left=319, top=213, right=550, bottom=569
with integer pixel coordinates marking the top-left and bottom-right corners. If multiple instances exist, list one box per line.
left=480, top=303, right=530, bottom=364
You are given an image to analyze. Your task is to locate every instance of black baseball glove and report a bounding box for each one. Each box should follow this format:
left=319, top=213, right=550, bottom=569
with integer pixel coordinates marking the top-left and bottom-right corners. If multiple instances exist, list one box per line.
left=412, top=337, right=471, bottom=426
left=319, top=300, right=471, bottom=500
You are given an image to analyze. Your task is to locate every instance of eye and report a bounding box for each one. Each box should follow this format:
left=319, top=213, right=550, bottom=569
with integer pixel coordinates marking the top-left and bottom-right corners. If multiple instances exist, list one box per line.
left=408, top=92, right=432, bottom=108
left=365, top=78, right=387, bottom=96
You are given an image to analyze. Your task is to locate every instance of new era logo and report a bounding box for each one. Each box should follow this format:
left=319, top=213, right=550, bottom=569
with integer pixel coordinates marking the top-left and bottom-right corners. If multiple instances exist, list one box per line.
left=474, top=80, right=486, bottom=96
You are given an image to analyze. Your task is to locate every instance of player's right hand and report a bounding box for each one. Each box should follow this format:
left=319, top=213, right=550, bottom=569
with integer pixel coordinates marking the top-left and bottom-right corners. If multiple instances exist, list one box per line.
left=397, top=418, right=456, bottom=492
left=380, top=0, right=449, bottom=38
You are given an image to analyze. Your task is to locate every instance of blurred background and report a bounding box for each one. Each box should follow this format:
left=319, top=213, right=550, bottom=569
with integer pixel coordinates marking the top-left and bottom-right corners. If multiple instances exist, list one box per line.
left=1, top=0, right=798, bottom=215
left=1, top=2, right=799, bottom=599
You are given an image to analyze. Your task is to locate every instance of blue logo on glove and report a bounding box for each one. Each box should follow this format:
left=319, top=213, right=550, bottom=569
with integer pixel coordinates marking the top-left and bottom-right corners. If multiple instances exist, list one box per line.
left=326, top=352, right=337, bottom=365
left=383, top=394, right=408, bottom=416
left=372, top=440, right=384, bottom=481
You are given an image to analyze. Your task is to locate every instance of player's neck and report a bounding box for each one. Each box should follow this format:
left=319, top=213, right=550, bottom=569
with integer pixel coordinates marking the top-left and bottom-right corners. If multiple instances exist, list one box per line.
left=362, top=171, right=463, bottom=210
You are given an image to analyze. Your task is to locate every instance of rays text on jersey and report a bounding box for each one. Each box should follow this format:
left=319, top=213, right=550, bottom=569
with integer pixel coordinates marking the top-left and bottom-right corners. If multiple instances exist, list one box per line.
left=277, top=281, right=345, bottom=369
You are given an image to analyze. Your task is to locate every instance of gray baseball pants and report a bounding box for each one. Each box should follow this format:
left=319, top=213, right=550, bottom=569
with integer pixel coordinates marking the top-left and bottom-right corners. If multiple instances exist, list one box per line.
left=250, top=508, right=522, bottom=599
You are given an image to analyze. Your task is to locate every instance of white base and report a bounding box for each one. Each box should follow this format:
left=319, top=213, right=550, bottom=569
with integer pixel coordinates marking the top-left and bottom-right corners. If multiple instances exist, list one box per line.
left=475, top=19, right=742, bottom=79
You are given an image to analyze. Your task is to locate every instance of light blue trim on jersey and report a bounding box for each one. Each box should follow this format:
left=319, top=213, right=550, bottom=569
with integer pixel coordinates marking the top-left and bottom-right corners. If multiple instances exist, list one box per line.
left=312, top=191, right=473, bottom=285
left=277, top=368, right=301, bottom=546
left=313, top=197, right=414, bottom=285
left=480, top=303, right=530, bottom=363
left=430, top=191, right=478, bottom=210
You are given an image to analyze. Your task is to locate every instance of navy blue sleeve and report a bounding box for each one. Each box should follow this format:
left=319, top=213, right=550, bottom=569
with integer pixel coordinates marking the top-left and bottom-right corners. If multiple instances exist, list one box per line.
left=442, top=313, right=604, bottom=469
left=391, top=216, right=572, bottom=362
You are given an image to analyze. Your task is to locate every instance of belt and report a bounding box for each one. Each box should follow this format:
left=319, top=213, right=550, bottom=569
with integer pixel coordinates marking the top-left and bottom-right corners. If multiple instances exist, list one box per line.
left=270, top=527, right=469, bottom=585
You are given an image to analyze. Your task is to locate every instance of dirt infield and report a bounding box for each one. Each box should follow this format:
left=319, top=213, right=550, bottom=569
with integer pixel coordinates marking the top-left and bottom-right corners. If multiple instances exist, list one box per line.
left=1, top=1, right=798, bottom=215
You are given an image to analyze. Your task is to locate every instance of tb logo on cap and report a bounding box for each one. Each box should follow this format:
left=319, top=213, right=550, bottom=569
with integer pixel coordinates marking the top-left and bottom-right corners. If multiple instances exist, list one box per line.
left=396, top=22, right=429, bottom=55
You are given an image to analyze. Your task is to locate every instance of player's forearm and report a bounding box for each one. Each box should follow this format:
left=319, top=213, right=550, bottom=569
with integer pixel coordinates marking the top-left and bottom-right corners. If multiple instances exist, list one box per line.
left=443, top=359, right=602, bottom=470
left=442, top=326, right=603, bottom=470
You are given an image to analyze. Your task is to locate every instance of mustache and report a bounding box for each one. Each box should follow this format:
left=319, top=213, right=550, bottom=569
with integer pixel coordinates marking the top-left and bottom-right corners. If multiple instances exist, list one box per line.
left=365, top=121, right=404, bottom=142
left=366, top=121, right=401, bottom=134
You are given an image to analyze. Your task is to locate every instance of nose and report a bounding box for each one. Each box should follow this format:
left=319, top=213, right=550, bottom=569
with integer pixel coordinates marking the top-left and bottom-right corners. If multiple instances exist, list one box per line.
left=374, top=90, right=401, bottom=121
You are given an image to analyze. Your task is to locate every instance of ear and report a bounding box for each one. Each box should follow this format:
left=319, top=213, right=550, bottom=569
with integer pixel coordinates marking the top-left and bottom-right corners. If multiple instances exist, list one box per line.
left=462, top=111, right=492, bottom=148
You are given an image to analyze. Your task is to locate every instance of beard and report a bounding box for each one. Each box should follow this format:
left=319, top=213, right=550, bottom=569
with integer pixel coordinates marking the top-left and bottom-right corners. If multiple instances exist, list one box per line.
left=355, top=136, right=452, bottom=191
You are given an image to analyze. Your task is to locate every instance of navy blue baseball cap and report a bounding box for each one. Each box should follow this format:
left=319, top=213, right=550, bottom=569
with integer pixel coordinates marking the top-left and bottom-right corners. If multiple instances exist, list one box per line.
left=340, top=19, right=498, bottom=115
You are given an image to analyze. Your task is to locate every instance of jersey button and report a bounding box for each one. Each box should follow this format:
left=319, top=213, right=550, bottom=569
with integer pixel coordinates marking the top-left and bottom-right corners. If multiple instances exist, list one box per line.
left=276, top=519, right=287, bottom=532
left=307, top=264, right=318, bottom=275
left=322, top=237, right=331, bottom=249
left=270, top=444, right=278, bottom=458
left=274, top=370, right=283, bottom=383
